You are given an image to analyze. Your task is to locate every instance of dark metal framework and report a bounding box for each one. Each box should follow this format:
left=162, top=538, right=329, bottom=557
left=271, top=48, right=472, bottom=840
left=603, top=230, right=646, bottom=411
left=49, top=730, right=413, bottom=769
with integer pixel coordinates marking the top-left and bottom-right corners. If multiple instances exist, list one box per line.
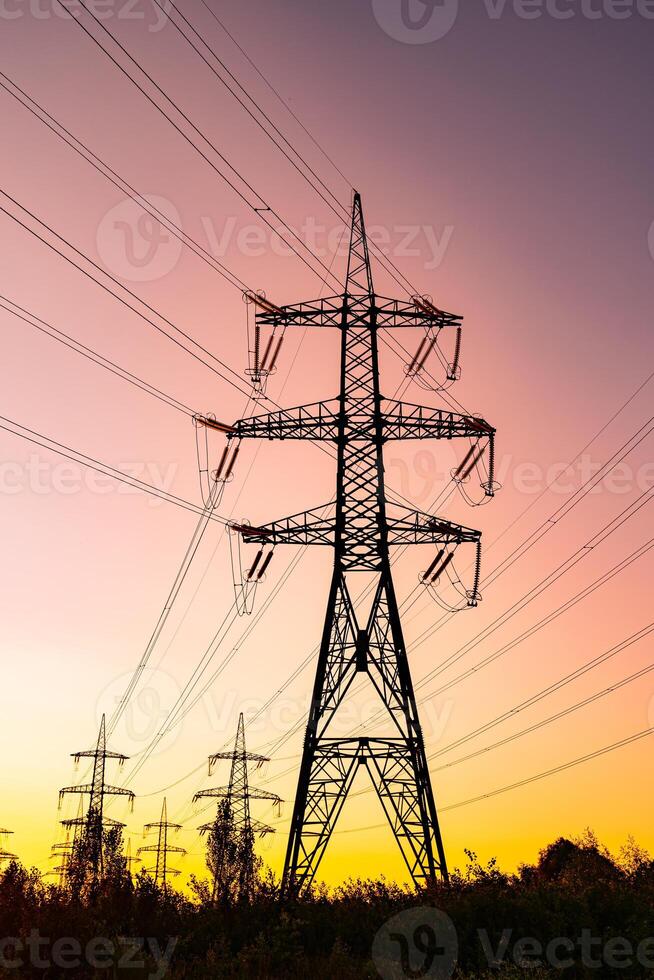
left=229, top=193, right=495, bottom=893
left=194, top=712, right=281, bottom=899
left=138, top=797, right=186, bottom=889
left=59, top=714, right=134, bottom=881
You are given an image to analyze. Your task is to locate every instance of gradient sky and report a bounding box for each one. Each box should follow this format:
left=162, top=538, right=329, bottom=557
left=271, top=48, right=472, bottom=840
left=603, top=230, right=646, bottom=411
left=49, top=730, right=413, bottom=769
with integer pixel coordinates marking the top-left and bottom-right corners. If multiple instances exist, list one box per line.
left=1, top=0, right=654, bottom=888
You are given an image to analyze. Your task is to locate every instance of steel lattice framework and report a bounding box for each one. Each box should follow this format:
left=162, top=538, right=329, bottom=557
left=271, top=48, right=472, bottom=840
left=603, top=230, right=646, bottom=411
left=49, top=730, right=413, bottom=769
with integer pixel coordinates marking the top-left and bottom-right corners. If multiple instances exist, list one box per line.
left=58, top=714, right=134, bottom=881
left=138, top=798, right=186, bottom=889
left=228, top=193, right=495, bottom=893
left=194, top=712, right=281, bottom=899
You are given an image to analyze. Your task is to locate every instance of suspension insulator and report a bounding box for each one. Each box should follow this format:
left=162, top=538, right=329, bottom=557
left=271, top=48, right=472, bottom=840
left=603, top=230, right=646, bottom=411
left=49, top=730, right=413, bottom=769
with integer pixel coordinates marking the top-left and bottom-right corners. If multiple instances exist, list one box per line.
left=455, top=444, right=478, bottom=480
left=223, top=445, right=240, bottom=481
left=259, top=333, right=275, bottom=373
left=415, top=337, right=436, bottom=373
left=460, top=445, right=486, bottom=481
left=246, top=548, right=264, bottom=581
left=468, top=540, right=482, bottom=606
left=266, top=334, right=285, bottom=373
left=213, top=445, right=230, bottom=482
left=423, top=549, right=445, bottom=582
left=195, top=416, right=236, bottom=435
left=254, top=323, right=261, bottom=379
left=412, top=295, right=443, bottom=317
left=407, top=336, right=429, bottom=375
left=243, top=291, right=284, bottom=316
left=257, top=550, right=274, bottom=580
left=481, top=432, right=499, bottom=497
left=430, top=550, right=455, bottom=584
left=447, top=327, right=462, bottom=381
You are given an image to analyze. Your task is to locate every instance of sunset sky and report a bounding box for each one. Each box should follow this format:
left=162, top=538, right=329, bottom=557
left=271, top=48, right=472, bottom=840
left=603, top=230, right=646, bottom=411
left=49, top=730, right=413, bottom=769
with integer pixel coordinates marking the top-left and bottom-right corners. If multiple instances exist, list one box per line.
left=1, top=0, right=654, bottom=888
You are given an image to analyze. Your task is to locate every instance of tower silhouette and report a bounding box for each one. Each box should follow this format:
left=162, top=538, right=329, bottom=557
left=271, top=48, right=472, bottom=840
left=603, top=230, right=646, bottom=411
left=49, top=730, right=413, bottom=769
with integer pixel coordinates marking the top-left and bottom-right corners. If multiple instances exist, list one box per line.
left=138, top=798, right=186, bottom=889
left=0, top=827, right=15, bottom=866
left=194, top=713, right=281, bottom=900
left=225, top=193, right=496, bottom=893
left=59, top=714, right=134, bottom=883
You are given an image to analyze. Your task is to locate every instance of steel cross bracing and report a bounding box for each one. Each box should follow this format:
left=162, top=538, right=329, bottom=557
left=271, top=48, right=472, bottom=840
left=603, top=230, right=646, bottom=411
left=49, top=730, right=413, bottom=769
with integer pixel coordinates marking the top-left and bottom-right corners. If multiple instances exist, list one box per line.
left=227, top=193, right=495, bottom=893
left=194, top=713, right=281, bottom=899
left=58, top=714, right=134, bottom=879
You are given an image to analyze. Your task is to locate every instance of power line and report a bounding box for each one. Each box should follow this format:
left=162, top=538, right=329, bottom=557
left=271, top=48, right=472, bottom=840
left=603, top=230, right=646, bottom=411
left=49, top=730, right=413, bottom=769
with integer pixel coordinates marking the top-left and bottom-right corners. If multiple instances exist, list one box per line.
left=0, top=70, right=250, bottom=293
left=0, top=189, right=253, bottom=397
left=431, top=623, right=654, bottom=772
left=441, top=726, right=654, bottom=813
left=52, top=0, right=343, bottom=290
left=0, top=413, right=228, bottom=521
left=0, top=294, right=194, bottom=416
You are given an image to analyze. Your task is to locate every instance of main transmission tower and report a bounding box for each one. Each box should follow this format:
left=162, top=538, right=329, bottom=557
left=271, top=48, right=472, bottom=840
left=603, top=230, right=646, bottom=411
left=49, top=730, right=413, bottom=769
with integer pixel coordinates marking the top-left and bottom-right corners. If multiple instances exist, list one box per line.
left=194, top=712, right=281, bottom=900
left=59, top=714, right=135, bottom=883
left=222, top=193, right=496, bottom=893
left=138, top=798, right=186, bottom=890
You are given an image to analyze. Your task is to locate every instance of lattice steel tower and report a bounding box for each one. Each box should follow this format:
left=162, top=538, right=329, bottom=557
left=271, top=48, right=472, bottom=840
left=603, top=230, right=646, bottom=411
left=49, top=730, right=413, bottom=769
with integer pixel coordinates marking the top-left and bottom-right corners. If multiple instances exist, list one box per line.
left=227, top=193, right=495, bottom=893
left=138, top=798, right=186, bottom=889
left=59, top=714, right=134, bottom=881
left=194, top=712, right=281, bottom=900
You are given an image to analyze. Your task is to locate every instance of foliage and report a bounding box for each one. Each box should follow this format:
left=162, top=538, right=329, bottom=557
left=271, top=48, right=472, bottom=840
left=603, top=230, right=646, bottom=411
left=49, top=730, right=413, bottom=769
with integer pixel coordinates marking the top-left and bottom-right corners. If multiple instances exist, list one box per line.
left=2, top=831, right=654, bottom=977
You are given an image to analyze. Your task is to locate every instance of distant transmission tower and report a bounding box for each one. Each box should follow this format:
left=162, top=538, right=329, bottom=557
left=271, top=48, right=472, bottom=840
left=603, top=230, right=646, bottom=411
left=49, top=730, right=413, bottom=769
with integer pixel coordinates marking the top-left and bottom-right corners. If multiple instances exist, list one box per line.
left=0, top=827, right=15, bottom=866
left=138, top=798, right=186, bottom=889
left=58, top=714, right=135, bottom=883
left=220, top=193, right=496, bottom=893
left=194, top=713, right=281, bottom=901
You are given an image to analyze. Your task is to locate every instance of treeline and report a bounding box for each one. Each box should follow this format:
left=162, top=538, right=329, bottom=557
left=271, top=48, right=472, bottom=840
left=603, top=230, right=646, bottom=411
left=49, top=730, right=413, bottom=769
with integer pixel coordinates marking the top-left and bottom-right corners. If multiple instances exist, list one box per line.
left=2, top=831, right=654, bottom=977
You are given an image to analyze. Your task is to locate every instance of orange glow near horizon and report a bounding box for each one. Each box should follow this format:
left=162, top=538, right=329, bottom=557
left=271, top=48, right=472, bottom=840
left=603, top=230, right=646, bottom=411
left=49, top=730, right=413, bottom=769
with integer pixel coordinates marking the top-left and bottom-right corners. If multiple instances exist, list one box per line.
left=1, top=0, right=654, bottom=892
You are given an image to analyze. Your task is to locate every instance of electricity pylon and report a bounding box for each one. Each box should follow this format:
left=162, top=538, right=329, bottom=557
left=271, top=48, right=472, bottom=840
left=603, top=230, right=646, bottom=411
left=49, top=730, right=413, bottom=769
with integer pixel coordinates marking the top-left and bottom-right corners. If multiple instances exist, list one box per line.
left=194, top=712, right=281, bottom=900
left=58, top=714, right=135, bottom=882
left=0, top=827, right=15, bottom=866
left=224, top=193, right=496, bottom=894
left=138, top=798, right=186, bottom=889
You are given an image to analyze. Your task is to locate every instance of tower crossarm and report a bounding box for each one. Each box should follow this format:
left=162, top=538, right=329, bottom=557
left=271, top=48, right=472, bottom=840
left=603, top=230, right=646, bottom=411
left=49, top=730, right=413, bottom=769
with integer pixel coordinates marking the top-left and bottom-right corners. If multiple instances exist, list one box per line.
left=138, top=844, right=186, bottom=856
left=59, top=784, right=135, bottom=803
left=230, top=400, right=340, bottom=442
left=381, top=400, right=494, bottom=441
left=208, top=750, right=270, bottom=771
left=194, top=786, right=281, bottom=804
left=254, top=294, right=462, bottom=331
left=232, top=504, right=334, bottom=548
left=386, top=510, right=482, bottom=547
left=71, top=750, right=128, bottom=764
